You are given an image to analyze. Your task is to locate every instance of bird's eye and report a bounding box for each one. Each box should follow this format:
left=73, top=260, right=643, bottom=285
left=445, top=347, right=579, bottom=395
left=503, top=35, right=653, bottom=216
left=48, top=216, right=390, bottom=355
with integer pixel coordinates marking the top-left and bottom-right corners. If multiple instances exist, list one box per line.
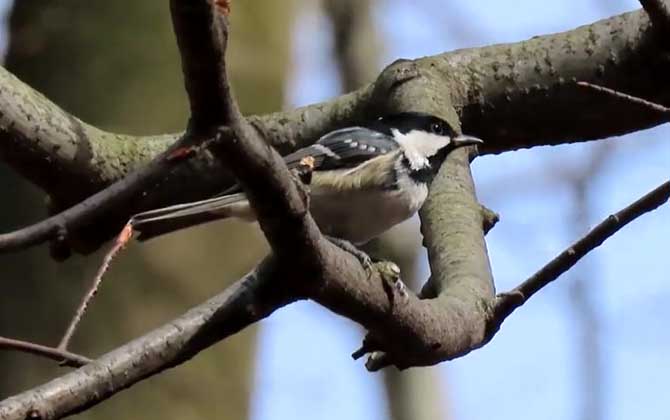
left=430, top=122, right=444, bottom=135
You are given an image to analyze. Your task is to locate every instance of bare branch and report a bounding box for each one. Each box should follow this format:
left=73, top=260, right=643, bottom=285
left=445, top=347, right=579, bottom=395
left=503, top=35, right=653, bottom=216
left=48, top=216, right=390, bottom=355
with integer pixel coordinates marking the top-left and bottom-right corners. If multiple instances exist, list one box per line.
left=0, top=125, right=217, bottom=254
left=169, top=0, right=323, bottom=261
left=0, top=5, right=668, bottom=417
left=5, top=173, right=665, bottom=418
left=57, top=224, right=133, bottom=350
left=0, top=337, right=91, bottom=368
left=49, top=0, right=246, bottom=371
left=0, top=261, right=295, bottom=420
left=170, top=0, right=231, bottom=132
left=2, top=158, right=664, bottom=418
left=0, top=14, right=245, bottom=256
left=1, top=8, right=669, bottom=254
left=577, top=81, right=670, bottom=115
left=493, top=180, right=670, bottom=322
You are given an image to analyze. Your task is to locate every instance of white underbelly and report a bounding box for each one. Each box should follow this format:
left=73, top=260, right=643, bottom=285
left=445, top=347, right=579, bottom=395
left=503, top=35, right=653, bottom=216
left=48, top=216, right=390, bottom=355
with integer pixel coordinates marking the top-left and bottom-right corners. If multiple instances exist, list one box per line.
left=309, top=184, right=428, bottom=244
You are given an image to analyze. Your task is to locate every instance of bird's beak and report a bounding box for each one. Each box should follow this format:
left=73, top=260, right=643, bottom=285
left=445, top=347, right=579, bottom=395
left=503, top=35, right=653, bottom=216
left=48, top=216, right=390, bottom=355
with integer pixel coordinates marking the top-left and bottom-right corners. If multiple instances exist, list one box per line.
left=451, top=134, right=484, bottom=147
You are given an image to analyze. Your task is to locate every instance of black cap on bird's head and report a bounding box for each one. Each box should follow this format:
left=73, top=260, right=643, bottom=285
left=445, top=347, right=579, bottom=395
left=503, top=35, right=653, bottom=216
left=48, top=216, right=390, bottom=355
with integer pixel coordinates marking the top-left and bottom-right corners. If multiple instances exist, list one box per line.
left=373, top=112, right=483, bottom=172
left=375, top=112, right=457, bottom=136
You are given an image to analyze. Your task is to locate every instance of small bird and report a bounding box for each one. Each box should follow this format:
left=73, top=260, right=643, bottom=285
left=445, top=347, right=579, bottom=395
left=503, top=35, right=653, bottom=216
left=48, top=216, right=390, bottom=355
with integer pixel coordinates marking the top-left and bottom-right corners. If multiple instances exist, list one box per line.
left=130, top=112, right=482, bottom=247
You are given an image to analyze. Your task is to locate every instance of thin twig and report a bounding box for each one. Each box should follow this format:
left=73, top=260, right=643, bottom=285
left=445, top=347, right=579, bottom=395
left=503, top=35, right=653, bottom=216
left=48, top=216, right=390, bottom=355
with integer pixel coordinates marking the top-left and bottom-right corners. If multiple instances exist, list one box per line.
left=576, top=81, right=670, bottom=114
left=57, top=224, right=134, bottom=350
left=494, top=180, right=670, bottom=320
left=0, top=263, right=294, bottom=419
left=0, top=336, right=91, bottom=368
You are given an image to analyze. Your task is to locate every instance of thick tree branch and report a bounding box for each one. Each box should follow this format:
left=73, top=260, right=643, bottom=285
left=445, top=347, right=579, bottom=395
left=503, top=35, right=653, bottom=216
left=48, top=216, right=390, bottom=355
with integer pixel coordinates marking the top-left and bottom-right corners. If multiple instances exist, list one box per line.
left=0, top=124, right=214, bottom=253
left=167, top=0, right=324, bottom=264
left=166, top=2, right=485, bottom=373
left=2, top=175, right=666, bottom=418
left=171, top=0, right=231, bottom=132
left=0, top=4, right=669, bottom=417
left=0, top=261, right=296, bottom=420
left=2, top=8, right=668, bottom=254
left=0, top=0, right=242, bottom=255
left=343, top=58, right=496, bottom=370
left=640, top=0, right=670, bottom=38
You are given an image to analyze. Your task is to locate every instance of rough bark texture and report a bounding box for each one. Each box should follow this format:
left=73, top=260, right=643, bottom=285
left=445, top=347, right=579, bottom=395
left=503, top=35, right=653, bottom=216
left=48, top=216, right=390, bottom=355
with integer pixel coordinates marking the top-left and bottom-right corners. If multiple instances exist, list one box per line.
left=0, top=1, right=295, bottom=419
left=2, top=10, right=667, bottom=238
left=0, top=2, right=668, bottom=420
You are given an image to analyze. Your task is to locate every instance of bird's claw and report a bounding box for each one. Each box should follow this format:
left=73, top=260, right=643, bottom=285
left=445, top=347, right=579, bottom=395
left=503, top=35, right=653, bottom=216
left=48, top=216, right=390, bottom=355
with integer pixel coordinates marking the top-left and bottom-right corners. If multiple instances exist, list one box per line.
left=327, top=237, right=375, bottom=276
left=394, top=280, right=409, bottom=300
left=377, top=261, right=409, bottom=302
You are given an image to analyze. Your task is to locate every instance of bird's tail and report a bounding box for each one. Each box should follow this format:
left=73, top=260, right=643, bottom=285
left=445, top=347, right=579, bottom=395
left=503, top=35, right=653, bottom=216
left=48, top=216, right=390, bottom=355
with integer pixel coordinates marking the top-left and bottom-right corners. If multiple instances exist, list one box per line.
left=130, top=193, right=252, bottom=241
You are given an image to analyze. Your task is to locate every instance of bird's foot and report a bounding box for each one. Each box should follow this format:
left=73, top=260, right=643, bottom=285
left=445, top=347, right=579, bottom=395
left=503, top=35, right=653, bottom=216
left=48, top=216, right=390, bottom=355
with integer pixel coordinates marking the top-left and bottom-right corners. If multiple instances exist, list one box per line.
left=376, top=261, right=409, bottom=302
left=327, top=237, right=375, bottom=274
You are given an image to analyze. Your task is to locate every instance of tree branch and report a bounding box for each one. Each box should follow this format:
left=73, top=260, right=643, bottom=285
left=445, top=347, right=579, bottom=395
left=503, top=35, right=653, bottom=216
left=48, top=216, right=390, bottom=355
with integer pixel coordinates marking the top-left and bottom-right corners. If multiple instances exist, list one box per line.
left=640, top=0, right=670, bottom=39
left=0, top=261, right=296, bottom=420
left=3, top=175, right=666, bottom=418
left=577, top=80, right=670, bottom=114
left=0, top=4, right=668, bottom=418
left=1, top=8, right=668, bottom=254
left=491, top=180, right=670, bottom=324
left=171, top=0, right=231, bottom=132
left=0, top=337, right=91, bottom=368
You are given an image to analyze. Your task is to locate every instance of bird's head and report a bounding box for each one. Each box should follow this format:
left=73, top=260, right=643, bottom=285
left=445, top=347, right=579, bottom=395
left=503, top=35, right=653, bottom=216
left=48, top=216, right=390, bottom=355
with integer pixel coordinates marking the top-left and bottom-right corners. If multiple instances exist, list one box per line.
left=377, top=112, right=483, bottom=172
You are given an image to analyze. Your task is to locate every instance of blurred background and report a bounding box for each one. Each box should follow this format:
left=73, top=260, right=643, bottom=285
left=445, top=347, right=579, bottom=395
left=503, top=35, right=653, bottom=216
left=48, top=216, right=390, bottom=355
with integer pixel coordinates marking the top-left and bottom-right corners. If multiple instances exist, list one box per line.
left=0, top=1, right=667, bottom=420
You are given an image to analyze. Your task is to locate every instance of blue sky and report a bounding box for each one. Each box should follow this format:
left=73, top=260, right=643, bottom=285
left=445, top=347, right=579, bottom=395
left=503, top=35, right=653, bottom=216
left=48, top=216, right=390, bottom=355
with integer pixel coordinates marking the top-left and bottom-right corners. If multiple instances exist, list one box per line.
left=253, top=1, right=669, bottom=420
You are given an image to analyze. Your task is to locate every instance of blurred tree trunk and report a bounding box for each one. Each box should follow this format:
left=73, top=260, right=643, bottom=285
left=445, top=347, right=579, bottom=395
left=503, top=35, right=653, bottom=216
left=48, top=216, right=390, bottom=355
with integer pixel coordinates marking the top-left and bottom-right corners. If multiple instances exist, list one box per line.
left=0, top=1, right=294, bottom=418
left=321, top=1, right=450, bottom=419
left=374, top=229, right=450, bottom=420
left=566, top=143, right=613, bottom=420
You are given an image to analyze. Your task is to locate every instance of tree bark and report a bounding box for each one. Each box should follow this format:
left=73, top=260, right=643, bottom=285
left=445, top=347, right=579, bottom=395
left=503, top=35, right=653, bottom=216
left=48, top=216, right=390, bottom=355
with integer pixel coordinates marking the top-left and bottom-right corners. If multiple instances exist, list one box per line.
left=0, top=9, right=666, bottom=250
left=0, top=3, right=296, bottom=420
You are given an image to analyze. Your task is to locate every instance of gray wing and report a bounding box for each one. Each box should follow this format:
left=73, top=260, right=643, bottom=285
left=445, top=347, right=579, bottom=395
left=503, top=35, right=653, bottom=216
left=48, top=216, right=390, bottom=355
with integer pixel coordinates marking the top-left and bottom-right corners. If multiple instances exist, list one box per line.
left=132, top=127, right=398, bottom=240
left=283, top=127, right=399, bottom=170
left=218, top=126, right=399, bottom=195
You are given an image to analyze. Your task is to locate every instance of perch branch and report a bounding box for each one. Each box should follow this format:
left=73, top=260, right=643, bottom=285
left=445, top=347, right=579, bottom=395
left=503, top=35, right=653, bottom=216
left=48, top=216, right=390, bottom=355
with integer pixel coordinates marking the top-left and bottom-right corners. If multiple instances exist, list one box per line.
left=0, top=262, right=296, bottom=420
left=1, top=5, right=669, bottom=418
left=2, top=9, right=670, bottom=253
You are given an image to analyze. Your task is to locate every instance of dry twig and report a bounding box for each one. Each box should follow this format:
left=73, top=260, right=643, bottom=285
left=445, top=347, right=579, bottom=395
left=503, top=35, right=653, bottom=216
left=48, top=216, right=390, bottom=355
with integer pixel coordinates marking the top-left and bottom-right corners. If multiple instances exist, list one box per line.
left=493, top=180, right=670, bottom=321
left=0, top=337, right=91, bottom=368
left=57, top=224, right=134, bottom=350
left=576, top=81, right=670, bottom=115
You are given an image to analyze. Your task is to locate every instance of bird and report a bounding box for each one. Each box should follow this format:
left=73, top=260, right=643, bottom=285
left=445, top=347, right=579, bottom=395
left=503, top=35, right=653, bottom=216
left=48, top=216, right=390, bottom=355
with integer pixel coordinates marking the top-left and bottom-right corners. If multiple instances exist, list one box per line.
left=129, top=112, right=482, bottom=250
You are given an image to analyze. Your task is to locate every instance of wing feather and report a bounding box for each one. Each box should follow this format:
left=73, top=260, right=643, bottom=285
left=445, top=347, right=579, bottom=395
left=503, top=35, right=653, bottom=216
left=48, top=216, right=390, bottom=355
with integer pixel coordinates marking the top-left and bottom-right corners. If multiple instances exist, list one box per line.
left=283, top=127, right=398, bottom=170
left=133, top=127, right=398, bottom=240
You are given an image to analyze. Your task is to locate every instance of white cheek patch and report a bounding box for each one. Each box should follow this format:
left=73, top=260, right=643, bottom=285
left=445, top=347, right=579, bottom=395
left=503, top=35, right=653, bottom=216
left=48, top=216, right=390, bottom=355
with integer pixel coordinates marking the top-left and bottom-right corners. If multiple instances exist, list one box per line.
left=402, top=146, right=429, bottom=171
left=391, top=128, right=451, bottom=171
